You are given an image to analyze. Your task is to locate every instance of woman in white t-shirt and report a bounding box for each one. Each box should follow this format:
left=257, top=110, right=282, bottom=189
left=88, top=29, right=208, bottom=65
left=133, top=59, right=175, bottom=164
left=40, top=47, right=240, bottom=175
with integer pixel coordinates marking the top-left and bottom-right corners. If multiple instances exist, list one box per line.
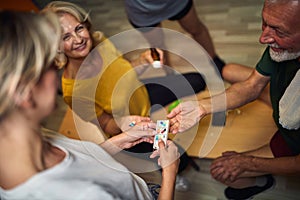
left=0, top=10, right=179, bottom=200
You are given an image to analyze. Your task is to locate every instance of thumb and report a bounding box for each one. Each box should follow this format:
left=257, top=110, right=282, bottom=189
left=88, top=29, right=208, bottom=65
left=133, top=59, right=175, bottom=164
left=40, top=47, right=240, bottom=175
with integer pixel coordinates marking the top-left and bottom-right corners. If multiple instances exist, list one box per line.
left=167, top=106, right=180, bottom=118
left=158, top=140, right=166, bottom=149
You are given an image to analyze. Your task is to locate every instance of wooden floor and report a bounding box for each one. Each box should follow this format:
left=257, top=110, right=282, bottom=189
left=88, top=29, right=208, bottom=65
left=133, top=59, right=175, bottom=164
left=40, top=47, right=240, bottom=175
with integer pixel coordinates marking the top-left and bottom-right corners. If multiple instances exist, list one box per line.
left=40, top=0, right=300, bottom=199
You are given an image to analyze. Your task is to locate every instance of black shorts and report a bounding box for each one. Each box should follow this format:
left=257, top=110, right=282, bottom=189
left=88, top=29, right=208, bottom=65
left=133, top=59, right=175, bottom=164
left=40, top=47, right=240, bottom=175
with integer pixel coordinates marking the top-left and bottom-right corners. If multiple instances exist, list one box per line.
left=130, top=0, right=193, bottom=28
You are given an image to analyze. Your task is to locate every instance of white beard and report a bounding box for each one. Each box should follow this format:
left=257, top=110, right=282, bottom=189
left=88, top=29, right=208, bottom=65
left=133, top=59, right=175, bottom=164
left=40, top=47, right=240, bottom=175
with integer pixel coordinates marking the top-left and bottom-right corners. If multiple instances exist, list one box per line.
left=269, top=45, right=300, bottom=62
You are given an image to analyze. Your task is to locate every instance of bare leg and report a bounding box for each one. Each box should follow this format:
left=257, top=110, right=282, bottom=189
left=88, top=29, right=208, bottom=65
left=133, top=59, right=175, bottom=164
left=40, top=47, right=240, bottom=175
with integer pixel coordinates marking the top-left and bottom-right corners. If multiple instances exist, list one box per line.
left=139, top=3, right=221, bottom=74
left=222, top=63, right=271, bottom=107
left=178, top=4, right=216, bottom=58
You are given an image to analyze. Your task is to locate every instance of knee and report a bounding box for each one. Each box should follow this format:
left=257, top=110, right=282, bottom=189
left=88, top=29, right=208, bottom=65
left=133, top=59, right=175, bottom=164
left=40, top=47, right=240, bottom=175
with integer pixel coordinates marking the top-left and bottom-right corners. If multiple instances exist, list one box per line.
left=222, top=63, right=236, bottom=80
left=222, top=63, right=251, bottom=84
left=184, top=73, right=206, bottom=93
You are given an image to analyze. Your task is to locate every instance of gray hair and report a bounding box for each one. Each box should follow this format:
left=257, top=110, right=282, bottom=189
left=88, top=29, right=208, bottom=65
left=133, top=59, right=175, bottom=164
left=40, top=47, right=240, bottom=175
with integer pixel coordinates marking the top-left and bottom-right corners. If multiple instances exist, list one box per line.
left=0, top=11, right=61, bottom=120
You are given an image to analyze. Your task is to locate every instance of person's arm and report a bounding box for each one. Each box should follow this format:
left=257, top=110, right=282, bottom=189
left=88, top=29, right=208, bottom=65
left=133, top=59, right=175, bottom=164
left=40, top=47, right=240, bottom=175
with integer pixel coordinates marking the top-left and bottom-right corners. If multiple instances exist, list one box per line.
left=92, top=113, right=154, bottom=136
left=91, top=112, right=121, bottom=136
left=250, top=155, right=300, bottom=175
left=210, top=152, right=300, bottom=183
left=150, top=140, right=180, bottom=200
left=200, top=70, right=270, bottom=113
left=168, top=70, right=270, bottom=133
left=130, top=48, right=164, bottom=76
left=99, top=126, right=156, bottom=155
left=159, top=168, right=177, bottom=200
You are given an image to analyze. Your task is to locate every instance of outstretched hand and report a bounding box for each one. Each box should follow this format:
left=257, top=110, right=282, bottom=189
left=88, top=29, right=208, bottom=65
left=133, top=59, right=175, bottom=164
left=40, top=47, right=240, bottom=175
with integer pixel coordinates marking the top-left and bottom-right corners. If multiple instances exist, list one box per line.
left=167, top=101, right=203, bottom=133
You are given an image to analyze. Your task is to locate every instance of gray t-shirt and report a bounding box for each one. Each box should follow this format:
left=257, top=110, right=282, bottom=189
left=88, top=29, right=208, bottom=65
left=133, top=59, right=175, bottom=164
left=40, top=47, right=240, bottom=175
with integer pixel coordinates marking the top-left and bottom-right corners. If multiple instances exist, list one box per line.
left=124, top=0, right=189, bottom=26
left=0, top=131, right=152, bottom=200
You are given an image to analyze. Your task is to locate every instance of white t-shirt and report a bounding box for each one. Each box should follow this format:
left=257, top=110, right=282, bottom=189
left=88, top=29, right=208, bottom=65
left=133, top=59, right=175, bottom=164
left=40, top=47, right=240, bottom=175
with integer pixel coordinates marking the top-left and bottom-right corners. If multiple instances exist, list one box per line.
left=0, top=131, right=152, bottom=200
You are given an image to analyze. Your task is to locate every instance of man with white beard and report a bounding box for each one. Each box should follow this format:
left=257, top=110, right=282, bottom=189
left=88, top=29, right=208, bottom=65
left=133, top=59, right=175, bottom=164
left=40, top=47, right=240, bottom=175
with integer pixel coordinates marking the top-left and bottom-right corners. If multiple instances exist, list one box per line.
left=167, top=0, right=300, bottom=199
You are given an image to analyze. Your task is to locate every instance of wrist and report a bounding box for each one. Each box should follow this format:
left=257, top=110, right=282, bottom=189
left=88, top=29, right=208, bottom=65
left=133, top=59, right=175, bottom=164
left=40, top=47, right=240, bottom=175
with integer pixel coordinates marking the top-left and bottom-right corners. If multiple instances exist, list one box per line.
left=249, top=155, right=258, bottom=171
left=162, top=163, right=178, bottom=175
left=107, top=134, right=123, bottom=149
left=162, top=169, right=177, bottom=182
left=198, top=103, right=208, bottom=119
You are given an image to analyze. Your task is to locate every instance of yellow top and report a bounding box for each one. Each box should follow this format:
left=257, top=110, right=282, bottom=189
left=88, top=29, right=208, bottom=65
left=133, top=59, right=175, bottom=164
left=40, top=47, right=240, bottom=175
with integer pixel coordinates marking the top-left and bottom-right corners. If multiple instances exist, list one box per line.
left=62, top=32, right=150, bottom=122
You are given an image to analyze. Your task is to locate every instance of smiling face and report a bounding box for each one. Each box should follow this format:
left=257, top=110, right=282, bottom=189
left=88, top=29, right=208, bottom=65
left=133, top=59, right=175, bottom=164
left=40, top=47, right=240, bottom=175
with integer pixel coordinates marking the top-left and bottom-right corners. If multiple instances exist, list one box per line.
left=59, top=13, right=93, bottom=62
left=259, top=1, right=300, bottom=62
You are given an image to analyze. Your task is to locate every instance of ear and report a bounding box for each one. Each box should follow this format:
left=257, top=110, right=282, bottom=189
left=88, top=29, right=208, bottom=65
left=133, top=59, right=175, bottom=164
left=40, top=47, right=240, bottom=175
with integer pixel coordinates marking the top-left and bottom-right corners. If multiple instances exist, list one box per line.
left=14, top=87, right=36, bottom=109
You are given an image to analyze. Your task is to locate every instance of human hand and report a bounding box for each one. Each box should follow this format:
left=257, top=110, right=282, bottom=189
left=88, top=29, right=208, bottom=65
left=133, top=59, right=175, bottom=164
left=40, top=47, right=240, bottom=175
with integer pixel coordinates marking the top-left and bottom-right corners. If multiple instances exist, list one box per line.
left=167, top=101, right=204, bottom=133
left=210, top=152, right=251, bottom=184
left=131, top=48, right=164, bottom=75
left=140, top=48, right=164, bottom=66
left=150, top=140, right=180, bottom=174
left=118, top=115, right=155, bottom=132
left=222, top=151, right=238, bottom=157
left=110, top=128, right=157, bottom=150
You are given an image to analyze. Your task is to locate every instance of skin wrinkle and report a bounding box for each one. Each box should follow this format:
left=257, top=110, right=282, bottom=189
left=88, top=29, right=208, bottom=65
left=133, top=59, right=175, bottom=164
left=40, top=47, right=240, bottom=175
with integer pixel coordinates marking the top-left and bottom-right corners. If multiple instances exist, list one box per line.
left=261, top=1, right=300, bottom=61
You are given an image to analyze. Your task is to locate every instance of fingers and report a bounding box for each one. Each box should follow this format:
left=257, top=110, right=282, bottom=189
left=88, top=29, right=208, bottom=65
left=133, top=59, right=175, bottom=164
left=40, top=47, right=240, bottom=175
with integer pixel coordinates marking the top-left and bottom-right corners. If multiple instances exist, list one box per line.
left=222, top=151, right=238, bottom=156
left=211, top=166, right=236, bottom=183
left=168, top=116, right=180, bottom=134
left=136, top=116, right=152, bottom=122
left=155, top=48, right=164, bottom=63
left=142, top=49, right=164, bottom=64
left=158, top=140, right=166, bottom=149
left=149, top=140, right=165, bottom=159
left=170, top=121, right=180, bottom=134
left=150, top=149, right=159, bottom=158
left=167, top=105, right=181, bottom=119
left=126, top=128, right=156, bottom=141
left=147, top=122, right=157, bottom=129
left=160, top=140, right=180, bottom=159
left=131, top=122, right=155, bottom=131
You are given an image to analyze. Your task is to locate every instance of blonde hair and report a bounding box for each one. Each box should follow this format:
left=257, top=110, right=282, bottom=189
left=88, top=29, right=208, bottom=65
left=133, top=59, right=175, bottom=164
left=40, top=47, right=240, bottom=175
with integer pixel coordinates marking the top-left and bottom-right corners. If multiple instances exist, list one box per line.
left=42, top=1, right=95, bottom=68
left=0, top=10, right=61, bottom=120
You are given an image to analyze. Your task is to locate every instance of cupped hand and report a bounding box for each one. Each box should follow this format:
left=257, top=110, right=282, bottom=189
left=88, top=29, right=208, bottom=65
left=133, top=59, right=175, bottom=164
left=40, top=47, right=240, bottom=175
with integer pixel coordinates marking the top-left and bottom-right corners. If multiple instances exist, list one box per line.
left=118, top=115, right=154, bottom=132
left=116, top=128, right=157, bottom=150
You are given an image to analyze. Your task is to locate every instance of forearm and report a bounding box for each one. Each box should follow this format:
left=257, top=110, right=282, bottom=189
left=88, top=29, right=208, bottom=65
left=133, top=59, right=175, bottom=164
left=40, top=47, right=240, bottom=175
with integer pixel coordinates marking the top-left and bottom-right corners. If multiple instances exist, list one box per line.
left=102, top=118, right=121, bottom=136
left=200, top=81, right=259, bottom=115
left=248, top=155, right=300, bottom=175
left=225, top=81, right=259, bottom=110
left=94, top=114, right=122, bottom=136
left=99, top=134, right=125, bottom=155
left=158, top=170, right=177, bottom=200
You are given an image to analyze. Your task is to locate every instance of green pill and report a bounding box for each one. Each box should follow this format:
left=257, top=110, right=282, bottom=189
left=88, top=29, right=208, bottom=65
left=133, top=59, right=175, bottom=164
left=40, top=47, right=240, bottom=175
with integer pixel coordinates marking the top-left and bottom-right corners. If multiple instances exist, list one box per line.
left=168, top=100, right=181, bottom=113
